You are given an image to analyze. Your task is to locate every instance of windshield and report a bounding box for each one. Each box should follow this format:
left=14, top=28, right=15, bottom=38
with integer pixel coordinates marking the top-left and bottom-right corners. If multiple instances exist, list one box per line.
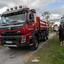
left=1, top=14, right=26, bottom=24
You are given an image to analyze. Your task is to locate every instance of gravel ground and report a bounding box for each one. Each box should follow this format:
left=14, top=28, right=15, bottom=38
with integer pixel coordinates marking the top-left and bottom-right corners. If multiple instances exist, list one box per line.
left=0, top=32, right=56, bottom=64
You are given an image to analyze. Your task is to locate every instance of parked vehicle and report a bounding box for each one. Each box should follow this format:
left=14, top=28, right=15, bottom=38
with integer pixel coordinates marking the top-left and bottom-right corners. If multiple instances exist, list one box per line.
left=0, top=6, right=49, bottom=50
left=52, top=22, right=60, bottom=31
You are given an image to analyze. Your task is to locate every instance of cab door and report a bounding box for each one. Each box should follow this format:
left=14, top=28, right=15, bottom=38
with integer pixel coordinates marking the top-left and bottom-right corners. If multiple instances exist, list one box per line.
left=27, top=12, right=35, bottom=32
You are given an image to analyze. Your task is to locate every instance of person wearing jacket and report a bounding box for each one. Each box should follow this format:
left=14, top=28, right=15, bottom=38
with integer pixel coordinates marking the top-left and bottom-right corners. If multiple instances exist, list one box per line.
left=58, top=24, right=64, bottom=46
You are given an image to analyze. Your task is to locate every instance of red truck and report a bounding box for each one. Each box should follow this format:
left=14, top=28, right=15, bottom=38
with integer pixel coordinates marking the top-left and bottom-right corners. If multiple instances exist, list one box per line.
left=0, top=6, right=49, bottom=50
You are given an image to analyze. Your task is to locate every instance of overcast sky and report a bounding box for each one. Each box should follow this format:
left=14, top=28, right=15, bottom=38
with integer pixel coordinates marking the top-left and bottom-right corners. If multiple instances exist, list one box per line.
left=0, top=0, right=56, bottom=8
left=0, top=0, right=64, bottom=14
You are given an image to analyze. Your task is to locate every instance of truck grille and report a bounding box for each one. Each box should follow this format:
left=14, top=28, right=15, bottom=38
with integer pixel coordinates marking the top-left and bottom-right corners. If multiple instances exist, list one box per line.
left=0, top=26, right=21, bottom=30
left=1, top=32, right=21, bottom=41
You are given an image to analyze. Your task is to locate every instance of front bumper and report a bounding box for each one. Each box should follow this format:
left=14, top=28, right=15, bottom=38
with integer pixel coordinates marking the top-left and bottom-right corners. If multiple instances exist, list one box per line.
left=1, top=36, right=27, bottom=47
left=1, top=32, right=28, bottom=47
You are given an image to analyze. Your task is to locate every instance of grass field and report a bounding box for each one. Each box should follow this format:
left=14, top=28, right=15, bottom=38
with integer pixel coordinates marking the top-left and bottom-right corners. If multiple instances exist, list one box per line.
left=26, top=35, right=64, bottom=64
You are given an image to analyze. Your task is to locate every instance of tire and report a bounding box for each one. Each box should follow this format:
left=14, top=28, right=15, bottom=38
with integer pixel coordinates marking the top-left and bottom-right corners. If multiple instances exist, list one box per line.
left=41, top=34, right=46, bottom=41
left=41, top=30, right=48, bottom=41
left=30, top=35, right=39, bottom=50
left=46, top=36, right=48, bottom=40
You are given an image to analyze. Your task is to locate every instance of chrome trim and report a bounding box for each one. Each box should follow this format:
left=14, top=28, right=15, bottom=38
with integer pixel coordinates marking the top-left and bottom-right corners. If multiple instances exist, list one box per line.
left=4, top=45, right=17, bottom=47
left=0, top=24, right=23, bottom=28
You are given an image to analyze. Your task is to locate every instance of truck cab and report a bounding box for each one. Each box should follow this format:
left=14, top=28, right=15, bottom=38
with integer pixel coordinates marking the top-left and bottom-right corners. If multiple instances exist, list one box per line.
left=0, top=6, right=49, bottom=50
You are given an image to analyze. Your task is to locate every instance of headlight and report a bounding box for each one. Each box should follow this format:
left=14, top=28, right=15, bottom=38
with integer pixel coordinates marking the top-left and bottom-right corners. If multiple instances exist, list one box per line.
left=21, top=35, right=26, bottom=43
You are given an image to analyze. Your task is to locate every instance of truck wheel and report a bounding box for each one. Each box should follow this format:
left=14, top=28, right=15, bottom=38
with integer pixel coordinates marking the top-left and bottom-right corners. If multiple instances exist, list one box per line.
left=30, top=36, right=39, bottom=50
left=46, top=36, right=48, bottom=40
left=41, top=31, right=45, bottom=41
left=41, top=36, right=46, bottom=41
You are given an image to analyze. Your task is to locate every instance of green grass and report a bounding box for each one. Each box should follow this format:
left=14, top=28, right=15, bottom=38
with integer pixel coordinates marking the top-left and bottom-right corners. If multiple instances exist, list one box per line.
left=49, top=27, right=54, bottom=33
left=26, top=35, right=64, bottom=64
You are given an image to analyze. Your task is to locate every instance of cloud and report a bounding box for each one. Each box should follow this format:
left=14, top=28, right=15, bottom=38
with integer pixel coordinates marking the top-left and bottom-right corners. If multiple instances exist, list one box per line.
left=50, top=14, right=61, bottom=20
left=0, top=7, right=8, bottom=14
left=0, top=0, right=56, bottom=8
left=37, top=0, right=64, bottom=15
left=0, top=4, right=6, bottom=8
left=0, top=0, right=57, bottom=15
left=49, top=4, right=64, bottom=15
left=53, top=8, right=64, bottom=15
left=28, top=0, right=56, bottom=9
left=0, top=0, right=63, bottom=15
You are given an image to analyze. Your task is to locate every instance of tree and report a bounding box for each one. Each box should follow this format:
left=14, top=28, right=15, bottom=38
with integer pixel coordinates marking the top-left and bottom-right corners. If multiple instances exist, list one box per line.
left=42, top=11, right=51, bottom=22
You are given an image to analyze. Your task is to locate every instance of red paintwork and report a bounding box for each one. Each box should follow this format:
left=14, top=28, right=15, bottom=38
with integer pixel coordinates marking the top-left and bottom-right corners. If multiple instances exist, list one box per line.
left=0, top=17, right=48, bottom=46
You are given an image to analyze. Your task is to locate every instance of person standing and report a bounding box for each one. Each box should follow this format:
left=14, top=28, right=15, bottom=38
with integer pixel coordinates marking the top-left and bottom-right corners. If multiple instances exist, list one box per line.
left=58, top=24, right=64, bottom=46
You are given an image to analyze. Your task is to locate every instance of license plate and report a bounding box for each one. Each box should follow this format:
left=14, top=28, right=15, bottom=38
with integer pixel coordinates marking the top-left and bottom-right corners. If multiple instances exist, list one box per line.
left=5, top=41, right=12, bottom=43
